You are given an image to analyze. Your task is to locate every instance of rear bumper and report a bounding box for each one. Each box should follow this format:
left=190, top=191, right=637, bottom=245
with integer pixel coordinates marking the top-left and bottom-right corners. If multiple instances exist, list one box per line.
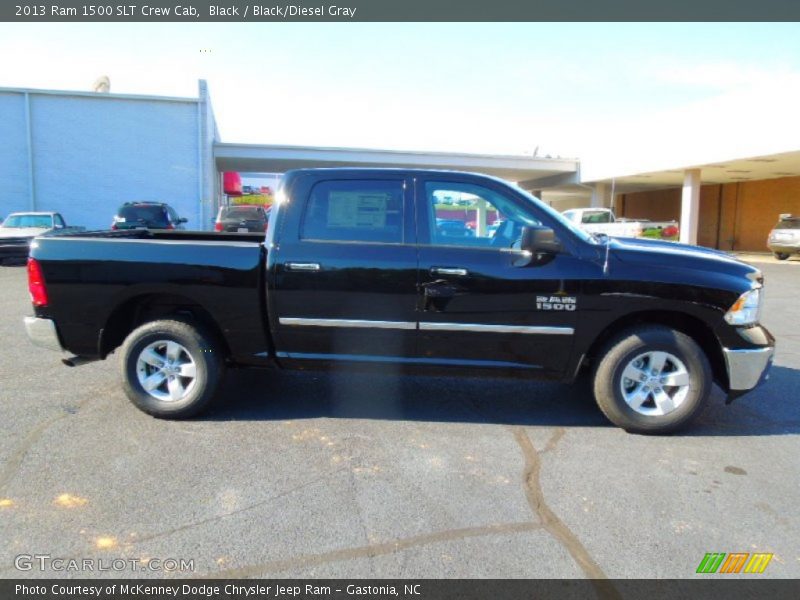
left=767, top=243, right=800, bottom=254
left=23, top=316, right=64, bottom=352
left=0, top=240, right=31, bottom=259
left=723, top=346, right=774, bottom=392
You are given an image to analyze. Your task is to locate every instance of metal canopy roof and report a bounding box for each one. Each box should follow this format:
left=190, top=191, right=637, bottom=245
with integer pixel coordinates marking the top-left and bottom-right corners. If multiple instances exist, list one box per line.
left=588, top=149, right=800, bottom=194
left=214, top=143, right=578, bottom=182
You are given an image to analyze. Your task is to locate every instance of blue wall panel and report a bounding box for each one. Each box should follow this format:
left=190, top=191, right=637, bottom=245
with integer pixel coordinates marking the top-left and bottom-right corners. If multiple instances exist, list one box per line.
left=0, top=92, right=31, bottom=219
left=29, top=94, right=201, bottom=230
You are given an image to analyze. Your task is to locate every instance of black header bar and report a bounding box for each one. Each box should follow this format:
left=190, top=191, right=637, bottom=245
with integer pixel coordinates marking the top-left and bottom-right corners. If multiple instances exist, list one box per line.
left=4, top=579, right=800, bottom=600
left=4, top=0, right=800, bottom=22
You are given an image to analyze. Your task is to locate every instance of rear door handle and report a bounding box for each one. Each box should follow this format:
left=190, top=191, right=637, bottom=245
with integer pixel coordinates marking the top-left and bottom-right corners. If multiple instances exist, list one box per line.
left=430, top=267, right=468, bottom=276
left=286, top=262, right=321, bottom=272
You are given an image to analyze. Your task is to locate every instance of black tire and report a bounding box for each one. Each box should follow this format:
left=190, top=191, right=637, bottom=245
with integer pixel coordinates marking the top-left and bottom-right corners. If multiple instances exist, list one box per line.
left=120, top=319, right=223, bottom=419
left=592, top=325, right=712, bottom=434
left=774, top=252, right=790, bottom=261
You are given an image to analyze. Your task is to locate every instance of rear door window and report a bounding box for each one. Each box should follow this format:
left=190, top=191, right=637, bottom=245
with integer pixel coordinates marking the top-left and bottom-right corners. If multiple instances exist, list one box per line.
left=581, top=210, right=613, bottom=224
left=223, top=207, right=265, bottom=221
left=119, top=205, right=168, bottom=227
left=301, top=180, right=404, bottom=244
left=776, top=218, right=800, bottom=230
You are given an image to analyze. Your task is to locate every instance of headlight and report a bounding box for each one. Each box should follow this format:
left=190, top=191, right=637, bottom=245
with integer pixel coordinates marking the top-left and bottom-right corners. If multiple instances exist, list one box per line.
left=724, top=288, right=762, bottom=326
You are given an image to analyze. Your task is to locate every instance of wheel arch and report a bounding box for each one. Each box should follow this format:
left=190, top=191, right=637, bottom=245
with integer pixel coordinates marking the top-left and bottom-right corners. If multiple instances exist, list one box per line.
left=578, top=310, right=728, bottom=390
left=99, top=293, right=231, bottom=360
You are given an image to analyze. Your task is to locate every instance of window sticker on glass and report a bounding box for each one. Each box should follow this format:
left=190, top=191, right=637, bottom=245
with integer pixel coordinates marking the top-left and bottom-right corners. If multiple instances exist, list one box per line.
left=327, top=192, right=389, bottom=229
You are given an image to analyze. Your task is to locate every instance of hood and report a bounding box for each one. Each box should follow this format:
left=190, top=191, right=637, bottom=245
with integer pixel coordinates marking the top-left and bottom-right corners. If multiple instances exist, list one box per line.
left=610, top=237, right=762, bottom=282
left=0, top=227, right=48, bottom=239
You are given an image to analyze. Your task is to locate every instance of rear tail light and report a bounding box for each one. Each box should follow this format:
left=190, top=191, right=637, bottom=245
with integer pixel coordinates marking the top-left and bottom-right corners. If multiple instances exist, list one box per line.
left=214, top=222, right=224, bottom=231
left=166, top=223, right=175, bottom=230
left=27, top=258, right=49, bottom=307
left=264, top=223, right=269, bottom=231
left=111, top=223, right=118, bottom=230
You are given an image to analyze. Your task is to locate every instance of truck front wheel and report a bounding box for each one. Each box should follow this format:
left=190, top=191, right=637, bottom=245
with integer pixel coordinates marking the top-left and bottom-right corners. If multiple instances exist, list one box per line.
left=120, top=319, right=223, bottom=419
left=592, top=325, right=712, bottom=434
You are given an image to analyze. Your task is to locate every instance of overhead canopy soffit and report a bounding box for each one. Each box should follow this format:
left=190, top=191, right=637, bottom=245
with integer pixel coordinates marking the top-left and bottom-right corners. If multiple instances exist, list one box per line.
left=213, top=143, right=800, bottom=202
left=588, top=150, right=800, bottom=194
left=213, top=142, right=578, bottom=183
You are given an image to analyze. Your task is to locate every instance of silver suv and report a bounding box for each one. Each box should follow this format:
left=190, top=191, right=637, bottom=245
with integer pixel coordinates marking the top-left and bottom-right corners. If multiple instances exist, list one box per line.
left=767, top=214, right=800, bottom=260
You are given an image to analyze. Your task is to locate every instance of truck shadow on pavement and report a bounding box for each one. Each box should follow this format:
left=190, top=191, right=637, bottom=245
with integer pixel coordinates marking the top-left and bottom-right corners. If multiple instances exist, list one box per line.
left=200, top=364, right=800, bottom=436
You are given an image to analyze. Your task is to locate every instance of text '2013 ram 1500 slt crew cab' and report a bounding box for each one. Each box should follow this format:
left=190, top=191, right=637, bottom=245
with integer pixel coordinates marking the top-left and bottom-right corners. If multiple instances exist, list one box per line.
left=23, top=169, right=774, bottom=434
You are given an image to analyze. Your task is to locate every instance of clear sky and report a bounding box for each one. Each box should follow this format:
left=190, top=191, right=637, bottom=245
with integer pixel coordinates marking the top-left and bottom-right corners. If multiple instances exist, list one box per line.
left=2, top=23, right=800, bottom=178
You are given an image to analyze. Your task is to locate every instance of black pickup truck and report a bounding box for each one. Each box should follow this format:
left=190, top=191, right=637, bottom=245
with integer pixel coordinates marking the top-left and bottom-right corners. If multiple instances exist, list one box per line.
left=24, top=169, right=774, bottom=433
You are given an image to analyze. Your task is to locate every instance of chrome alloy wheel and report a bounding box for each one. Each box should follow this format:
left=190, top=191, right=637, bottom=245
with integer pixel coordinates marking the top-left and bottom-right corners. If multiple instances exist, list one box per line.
left=619, top=351, right=690, bottom=416
left=135, top=340, right=197, bottom=402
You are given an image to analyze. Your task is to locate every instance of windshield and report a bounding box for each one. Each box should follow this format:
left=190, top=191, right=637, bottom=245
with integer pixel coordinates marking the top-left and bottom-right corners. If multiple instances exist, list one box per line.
left=2, top=214, right=53, bottom=228
left=515, top=188, right=596, bottom=244
left=116, top=205, right=168, bottom=226
left=580, top=210, right=613, bottom=224
left=221, top=207, right=265, bottom=220
left=775, top=218, right=800, bottom=230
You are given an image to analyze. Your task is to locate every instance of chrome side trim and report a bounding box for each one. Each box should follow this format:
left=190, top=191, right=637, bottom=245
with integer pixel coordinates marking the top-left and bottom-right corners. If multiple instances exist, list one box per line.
left=723, top=346, right=774, bottom=391
left=419, top=322, right=574, bottom=335
left=278, top=318, right=574, bottom=335
left=431, top=267, right=468, bottom=276
left=279, top=318, right=416, bottom=330
left=286, top=262, right=321, bottom=272
left=23, top=316, right=64, bottom=352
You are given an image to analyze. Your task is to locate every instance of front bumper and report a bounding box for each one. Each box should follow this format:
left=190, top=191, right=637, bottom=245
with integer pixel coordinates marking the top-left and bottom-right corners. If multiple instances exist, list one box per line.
left=723, top=346, right=774, bottom=393
left=23, top=316, right=64, bottom=352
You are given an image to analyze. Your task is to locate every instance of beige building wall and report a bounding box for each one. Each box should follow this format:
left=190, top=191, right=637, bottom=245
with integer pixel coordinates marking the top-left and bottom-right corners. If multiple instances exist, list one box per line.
left=617, top=175, right=800, bottom=251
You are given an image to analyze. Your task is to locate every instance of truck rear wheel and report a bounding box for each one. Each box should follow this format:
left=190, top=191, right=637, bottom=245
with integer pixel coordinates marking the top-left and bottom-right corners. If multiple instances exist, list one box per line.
left=592, top=325, right=711, bottom=434
left=120, top=319, right=223, bottom=419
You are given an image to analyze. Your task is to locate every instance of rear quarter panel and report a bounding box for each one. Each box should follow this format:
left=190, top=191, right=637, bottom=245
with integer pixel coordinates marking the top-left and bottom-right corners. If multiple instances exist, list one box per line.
left=30, top=236, right=270, bottom=363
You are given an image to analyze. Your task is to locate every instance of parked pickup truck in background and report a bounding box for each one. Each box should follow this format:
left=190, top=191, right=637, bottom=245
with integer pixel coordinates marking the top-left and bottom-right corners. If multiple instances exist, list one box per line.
left=0, top=212, right=84, bottom=264
left=561, top=208, right=679, bottom=241
left=23, top=169, right=773, bottom=433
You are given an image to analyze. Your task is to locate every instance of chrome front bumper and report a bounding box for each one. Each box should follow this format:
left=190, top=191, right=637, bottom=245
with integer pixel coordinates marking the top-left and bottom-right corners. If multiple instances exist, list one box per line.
left=23, top=317, right=64, bottom=352
left=723, top=346, right=774, bottom=391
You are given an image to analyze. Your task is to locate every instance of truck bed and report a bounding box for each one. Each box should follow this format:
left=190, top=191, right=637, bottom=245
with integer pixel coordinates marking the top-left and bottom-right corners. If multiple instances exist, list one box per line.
left=30, top=229, right=271, bottom=364
left=45, top=228, right=265, bottom=243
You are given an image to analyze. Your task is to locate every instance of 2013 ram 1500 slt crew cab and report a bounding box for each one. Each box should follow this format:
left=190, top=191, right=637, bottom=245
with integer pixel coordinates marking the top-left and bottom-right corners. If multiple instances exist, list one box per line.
left=23, top=169, right=775, bottom=433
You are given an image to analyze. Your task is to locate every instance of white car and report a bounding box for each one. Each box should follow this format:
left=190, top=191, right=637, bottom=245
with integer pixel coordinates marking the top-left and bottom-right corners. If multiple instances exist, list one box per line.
left=0, top=212, right=83, bottom=264
left=767, top=214, right=800, bottom=260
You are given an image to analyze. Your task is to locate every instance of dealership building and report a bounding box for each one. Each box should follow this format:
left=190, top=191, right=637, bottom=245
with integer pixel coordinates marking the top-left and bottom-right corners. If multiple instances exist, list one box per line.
left=1, top=79, right=798, bottom=251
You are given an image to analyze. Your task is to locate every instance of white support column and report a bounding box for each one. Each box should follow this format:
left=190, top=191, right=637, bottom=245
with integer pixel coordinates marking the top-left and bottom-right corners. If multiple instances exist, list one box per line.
left=680, top=169, right=701, bottom=245
left=476, top=199, right=487, bottom=237
left=590, top=183, right=611, bottom=208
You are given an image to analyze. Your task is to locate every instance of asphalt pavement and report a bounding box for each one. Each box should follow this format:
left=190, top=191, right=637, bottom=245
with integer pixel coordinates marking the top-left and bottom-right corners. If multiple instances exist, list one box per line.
left=0, top=260, right=798, bottom=580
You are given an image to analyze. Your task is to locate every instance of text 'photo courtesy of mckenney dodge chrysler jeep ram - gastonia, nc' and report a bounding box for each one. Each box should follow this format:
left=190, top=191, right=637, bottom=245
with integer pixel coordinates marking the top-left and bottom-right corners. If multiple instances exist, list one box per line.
left=23, top=168, right=774, bottom=434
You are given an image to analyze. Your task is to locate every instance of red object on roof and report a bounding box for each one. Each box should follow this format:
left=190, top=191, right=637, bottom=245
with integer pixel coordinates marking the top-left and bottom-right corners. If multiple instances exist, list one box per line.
left=223, top=172, right=242, bottom=196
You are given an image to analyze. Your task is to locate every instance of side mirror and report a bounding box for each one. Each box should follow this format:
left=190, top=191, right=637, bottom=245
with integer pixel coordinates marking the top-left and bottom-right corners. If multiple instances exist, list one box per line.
left=178, top=217, right=188, bottom=224
left=518, top=226, right=561, bottom=266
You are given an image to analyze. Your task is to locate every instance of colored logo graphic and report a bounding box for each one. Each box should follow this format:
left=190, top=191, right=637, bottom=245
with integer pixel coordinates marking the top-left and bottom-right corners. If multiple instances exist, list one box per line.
left=696, top=552, right=773, bottom=574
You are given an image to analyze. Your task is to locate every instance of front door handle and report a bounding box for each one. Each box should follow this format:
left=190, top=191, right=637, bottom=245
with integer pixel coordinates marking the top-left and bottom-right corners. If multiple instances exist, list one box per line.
left=286, top=262, right=321, bottom=272
left=430, top=267, right=468, bottom=277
